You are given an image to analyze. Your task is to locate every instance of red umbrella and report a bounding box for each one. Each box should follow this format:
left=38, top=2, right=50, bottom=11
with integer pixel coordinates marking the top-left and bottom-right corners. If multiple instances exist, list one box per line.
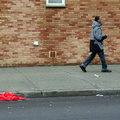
left=0, top=92, right=27, bottom=101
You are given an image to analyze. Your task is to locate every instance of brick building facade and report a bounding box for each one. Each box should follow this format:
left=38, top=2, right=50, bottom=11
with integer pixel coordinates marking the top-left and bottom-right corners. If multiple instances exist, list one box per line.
left=0, top=0, right=120, bottom=66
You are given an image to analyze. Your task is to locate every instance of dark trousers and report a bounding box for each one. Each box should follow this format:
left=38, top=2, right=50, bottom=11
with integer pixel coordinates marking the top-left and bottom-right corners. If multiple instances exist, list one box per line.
left=82, top=50, right=107, bottom=70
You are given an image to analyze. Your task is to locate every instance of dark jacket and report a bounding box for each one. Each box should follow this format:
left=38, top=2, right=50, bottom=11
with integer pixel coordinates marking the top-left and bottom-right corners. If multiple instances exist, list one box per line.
left=90, top=21, right=107, bottom=52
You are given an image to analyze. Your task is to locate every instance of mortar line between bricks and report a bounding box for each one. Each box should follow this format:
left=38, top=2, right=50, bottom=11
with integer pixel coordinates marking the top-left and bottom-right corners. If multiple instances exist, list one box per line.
left=13, top=68, right=40, bottom=91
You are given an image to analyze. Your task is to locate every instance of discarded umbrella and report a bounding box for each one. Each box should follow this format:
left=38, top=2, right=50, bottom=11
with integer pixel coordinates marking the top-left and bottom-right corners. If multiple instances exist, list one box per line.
left=0, top=92, right=27, bottom=101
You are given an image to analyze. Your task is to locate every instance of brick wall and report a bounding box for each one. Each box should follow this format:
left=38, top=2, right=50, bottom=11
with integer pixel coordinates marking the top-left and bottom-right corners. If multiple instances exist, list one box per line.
left=0, top=0, right=120, bottom=66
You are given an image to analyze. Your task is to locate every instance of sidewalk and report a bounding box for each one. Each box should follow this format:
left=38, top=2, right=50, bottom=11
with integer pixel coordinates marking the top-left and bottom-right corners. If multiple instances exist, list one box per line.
left=0, top=65, right=120, bottom=98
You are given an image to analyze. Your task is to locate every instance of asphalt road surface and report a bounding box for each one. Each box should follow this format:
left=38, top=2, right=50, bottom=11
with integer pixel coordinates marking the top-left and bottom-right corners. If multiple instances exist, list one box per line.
left=0, top=95, right=120, bottom=120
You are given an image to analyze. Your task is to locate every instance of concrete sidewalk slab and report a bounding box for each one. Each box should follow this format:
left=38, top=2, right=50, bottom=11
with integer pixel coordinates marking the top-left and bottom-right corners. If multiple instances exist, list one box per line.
left=0, top=65, right=120, bottom=98
left=0, top=68, right=39, bottom=92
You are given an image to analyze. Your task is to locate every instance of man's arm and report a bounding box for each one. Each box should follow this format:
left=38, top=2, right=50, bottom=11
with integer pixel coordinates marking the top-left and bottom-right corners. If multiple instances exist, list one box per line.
left=94, top=28, right=107, bottom=41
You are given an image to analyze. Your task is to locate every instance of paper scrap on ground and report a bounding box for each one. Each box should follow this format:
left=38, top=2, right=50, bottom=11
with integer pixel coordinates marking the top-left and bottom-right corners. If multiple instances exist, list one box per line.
left=94, top=74, right=99, bottom=78
left=96, top=94, right=103, bottom=97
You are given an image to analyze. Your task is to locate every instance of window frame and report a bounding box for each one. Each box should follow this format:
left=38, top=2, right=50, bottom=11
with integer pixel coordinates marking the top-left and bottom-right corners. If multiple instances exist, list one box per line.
left=46, top=0, right=66, bottom=7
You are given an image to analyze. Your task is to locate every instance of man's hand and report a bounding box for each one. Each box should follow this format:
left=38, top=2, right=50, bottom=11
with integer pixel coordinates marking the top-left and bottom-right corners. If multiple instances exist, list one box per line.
left=101, top=35, right=107, bottom=40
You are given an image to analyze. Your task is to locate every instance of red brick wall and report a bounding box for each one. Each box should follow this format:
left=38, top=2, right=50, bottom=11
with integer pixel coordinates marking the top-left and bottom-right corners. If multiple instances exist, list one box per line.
left=0, top=0, right=120, bottom=66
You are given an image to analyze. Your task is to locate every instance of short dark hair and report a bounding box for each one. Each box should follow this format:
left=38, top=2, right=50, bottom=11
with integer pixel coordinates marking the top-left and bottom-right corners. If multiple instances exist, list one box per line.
left=94, top=16, right=100, bottom=21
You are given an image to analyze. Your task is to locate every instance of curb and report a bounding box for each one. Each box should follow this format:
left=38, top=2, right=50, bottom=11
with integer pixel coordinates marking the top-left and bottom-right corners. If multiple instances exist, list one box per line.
left=12, top=89, right=120, bottom=98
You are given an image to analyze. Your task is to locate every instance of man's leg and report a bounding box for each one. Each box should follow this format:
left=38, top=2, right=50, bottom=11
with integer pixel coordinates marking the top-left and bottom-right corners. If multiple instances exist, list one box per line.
left=98, top=50, right=107, bottom=70
left=98, top=50, right=112, bottom=72
left=80, top=52, right=96, bottom=72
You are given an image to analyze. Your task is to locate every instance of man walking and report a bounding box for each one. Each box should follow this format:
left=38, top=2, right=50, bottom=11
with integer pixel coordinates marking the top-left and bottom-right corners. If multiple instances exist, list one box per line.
left=80, top=16, right=112, bottom=72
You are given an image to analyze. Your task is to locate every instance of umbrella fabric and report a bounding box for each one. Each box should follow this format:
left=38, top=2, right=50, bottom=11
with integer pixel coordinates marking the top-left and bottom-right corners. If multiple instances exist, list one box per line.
left=0, top=92, right=27, bottom=101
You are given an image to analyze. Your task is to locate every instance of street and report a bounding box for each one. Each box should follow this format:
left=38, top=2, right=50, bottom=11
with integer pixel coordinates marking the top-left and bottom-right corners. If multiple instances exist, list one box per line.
left=0, top=95, right=120, bottom=120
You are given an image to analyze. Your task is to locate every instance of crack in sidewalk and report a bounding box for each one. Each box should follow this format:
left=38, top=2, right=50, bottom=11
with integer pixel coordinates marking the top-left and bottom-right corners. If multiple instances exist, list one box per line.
left=13, top=68, right=40, bottom=91
left=55, top=66, right=100, bottom=89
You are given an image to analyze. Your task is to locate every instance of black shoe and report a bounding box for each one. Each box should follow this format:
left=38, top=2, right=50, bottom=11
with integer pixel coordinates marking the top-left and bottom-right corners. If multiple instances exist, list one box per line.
left=101, top=69, right=112, bottom=72
left=80, top=65, right=87, bottom=72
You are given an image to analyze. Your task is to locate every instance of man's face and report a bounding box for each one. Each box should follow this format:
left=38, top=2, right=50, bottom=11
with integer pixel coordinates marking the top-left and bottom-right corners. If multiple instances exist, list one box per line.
left=98, top=18, right=102, bottom=23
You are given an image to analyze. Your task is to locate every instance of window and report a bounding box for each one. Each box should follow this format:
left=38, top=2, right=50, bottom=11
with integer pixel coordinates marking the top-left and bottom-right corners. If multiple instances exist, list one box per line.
left=49, top=51, right=57, bottom=58
left=46, top=0, right=66, bottom=7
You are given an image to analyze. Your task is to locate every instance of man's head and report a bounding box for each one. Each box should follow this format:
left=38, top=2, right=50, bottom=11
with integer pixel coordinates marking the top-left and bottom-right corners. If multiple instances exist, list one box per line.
left=94, top=16, right=101, bottom=23
left=94, top=16, right=100, bottom=21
